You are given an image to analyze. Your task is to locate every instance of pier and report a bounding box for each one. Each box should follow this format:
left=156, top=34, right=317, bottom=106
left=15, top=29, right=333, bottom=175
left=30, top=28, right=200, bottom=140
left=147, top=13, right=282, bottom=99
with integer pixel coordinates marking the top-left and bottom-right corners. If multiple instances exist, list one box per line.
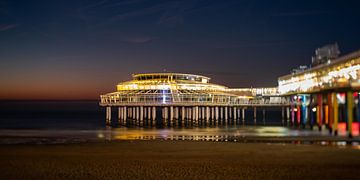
left=100, top=48, right=360, bottom=137
left=100, top=73, right=288, bottom=127
left=279, top=49, right=360, bottom=137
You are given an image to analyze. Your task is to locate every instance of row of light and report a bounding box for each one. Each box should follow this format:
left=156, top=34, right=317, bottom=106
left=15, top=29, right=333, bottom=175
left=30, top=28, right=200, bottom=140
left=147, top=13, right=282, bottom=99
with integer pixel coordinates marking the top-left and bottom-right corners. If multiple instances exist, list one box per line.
left=117, top=83, right=279, bottom=97
left=226, top=87, right=279, bottom=96
left=117, top=83, right=227, bottom=91
left=278, top=60, right=360, bottom=94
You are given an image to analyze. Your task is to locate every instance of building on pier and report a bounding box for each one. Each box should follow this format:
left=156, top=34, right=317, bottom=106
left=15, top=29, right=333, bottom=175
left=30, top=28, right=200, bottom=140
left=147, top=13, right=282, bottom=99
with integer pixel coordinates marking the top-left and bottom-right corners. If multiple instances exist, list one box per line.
left=311, top=43, right=340, bottom=67
left=99, top=47, right=360, bottom=137
left=100, top=73, right=288, bottom=127
left=278, top=49, right=360, bottom=137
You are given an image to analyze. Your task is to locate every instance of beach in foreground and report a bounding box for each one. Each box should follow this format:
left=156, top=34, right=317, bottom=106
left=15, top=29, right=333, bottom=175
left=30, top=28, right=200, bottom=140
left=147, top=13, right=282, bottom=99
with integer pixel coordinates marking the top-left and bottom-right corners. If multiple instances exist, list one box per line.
left=1, top=141, right=360, bottom=179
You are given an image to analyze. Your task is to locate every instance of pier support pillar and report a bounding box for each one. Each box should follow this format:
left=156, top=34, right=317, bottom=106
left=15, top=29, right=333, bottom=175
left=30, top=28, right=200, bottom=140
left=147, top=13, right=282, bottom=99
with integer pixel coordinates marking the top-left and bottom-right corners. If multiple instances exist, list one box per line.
left=164, top=107, right=168, bottom=127
left=190, top=107, right=194, bottom=125
left=198, top=107, right=202, bottom=120
left=333, top=93, right=338, bottom=135
left=317, top=94, right=323, bottom=131
left=143, top=107, right=147, bottom=123
left=195, top=106, right=199, bottom=126
left=127, top=107, right=130, bottom=120
left=152, top=107, right=156, bottom=126
left=254, top=107, right=257, bottom=125
left=126, top=107, right=131, bottom=119
left=185, top=108, right=188, bottom=125
left=133, top=107, right=136, bottom=125
left=136, top=107, right=140, bottom=126
left=202, top=107, right=205, bottom=125
left=220, top=107, right=224, bottom=125
left=262, top=108, right=266, bottom=125
left=224, top=107, right=229, bottom=125
left=129, top=107, right=132, bottom=125
left=224, top=107, right=228, bottom=125
left=147, top=107, right=151, bottom=125
left=211, top=107, right=215, bottom=125
left=118, top=107, right=122, bottom=122
left=191, top=107, right=194, bottom=126
left=121, top=107, right=124, bottom=124
left=304, top=104, right=308, bottom=129
left=206, top=106, right=210, bottom=126
left=188, top=108, right=192, bottom=126
left=181, top=107, right=185, bottom=126
left=131, top=107, right=134, bottom=123
left=324, top=105, right=329, bottom=127
left=215, top=107, right=219, bottom=125
left=170, top=106, right=174, bottom=126
left=347, top=91, right=354, bottom=138
left=123, top=107, right=127, bottom=126
left=237, top=108, right=241, bottom=124
left=291, top=105, right=295, bottom=127
left=286, top=107, right=290, bottom=126
left=233, top=107, right=237, bottom=125
left=281, top=107, right=285, bottom=125
left=242, top=108, right=245, bottom=125
left=229, top=107, right=232, bottom=123
left=327, top=93, right=333, bottom=133
left=297, top=103, right=301, bottom=128
left=140, top=106, right=144, bottom=126
left=175, top=107, right=179, bottom=126
left=106, top=106, right=111, bottom=126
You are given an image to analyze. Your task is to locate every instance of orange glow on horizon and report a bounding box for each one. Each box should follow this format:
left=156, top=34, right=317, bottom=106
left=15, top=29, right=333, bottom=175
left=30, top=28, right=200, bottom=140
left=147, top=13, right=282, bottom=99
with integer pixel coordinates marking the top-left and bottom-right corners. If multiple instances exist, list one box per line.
left=0, top=80, right=114, bottom=100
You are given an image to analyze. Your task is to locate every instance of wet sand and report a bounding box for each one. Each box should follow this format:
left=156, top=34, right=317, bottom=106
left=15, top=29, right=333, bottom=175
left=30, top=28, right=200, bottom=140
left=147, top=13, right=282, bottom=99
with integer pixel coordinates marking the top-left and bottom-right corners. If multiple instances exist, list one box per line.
left=1, top=141, right=360, bottom=179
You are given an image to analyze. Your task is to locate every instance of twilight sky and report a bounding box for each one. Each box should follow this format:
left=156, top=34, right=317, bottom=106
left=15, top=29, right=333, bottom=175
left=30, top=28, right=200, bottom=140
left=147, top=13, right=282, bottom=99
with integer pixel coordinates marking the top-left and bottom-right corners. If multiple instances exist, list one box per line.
left=0, top=0, right=360, bottom=100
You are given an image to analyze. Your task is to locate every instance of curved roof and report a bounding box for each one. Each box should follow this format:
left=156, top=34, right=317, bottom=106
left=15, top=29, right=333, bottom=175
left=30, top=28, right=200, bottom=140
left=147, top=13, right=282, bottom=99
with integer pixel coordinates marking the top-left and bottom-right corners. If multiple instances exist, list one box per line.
left=100, top=72, right=281, bottom=106
left=132, top=73, right=211, bottom=80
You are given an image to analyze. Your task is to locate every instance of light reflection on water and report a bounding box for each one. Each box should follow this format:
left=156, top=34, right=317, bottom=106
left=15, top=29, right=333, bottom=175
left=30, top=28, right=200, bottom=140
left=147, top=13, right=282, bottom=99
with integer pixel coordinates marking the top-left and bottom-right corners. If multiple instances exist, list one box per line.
left=105, top=126, right=319, bottom=141
left=101, top=126, right=345, bottom=144
left=0, top=126, right=359, bottom=149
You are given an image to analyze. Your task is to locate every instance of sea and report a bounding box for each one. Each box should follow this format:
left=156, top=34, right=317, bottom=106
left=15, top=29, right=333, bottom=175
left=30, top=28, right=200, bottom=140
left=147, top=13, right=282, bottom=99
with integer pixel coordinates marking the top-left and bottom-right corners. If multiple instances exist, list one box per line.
left=0, top=100, right=358, bottom=147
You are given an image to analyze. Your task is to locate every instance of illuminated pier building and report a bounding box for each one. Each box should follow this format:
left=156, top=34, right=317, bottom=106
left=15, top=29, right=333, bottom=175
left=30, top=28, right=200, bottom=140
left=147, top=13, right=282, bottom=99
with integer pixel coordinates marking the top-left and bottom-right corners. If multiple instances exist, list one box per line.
left=279, top=48, right=360, bottom=137
left=100, top=73, right=286, bottom=127
left=100, top=45, right=360, bottom=137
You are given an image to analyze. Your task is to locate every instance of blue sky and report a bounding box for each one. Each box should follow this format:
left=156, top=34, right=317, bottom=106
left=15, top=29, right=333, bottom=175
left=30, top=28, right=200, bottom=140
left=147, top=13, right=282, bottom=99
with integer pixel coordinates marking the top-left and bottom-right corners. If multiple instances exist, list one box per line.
left=0, top=0, right=359, bottom=99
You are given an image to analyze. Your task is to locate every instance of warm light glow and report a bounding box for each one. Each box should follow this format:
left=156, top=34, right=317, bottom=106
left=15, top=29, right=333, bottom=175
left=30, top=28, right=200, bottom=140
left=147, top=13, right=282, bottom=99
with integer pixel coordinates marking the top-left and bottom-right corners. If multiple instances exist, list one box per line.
left=337, top=93, right=346, bottom=104
left=278, top=56, right=360, bottom=94
left=352, top=122, right=359, bottom=136
left=338, top=122, right=347, bottom=136
left=101, top=73, right=286, bottom=106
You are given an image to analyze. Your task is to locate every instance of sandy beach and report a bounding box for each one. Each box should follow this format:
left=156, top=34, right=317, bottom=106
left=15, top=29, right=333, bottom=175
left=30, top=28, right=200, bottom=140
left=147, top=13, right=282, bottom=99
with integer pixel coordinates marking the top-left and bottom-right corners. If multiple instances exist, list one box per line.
left=1, top=140, right=360, bottom=179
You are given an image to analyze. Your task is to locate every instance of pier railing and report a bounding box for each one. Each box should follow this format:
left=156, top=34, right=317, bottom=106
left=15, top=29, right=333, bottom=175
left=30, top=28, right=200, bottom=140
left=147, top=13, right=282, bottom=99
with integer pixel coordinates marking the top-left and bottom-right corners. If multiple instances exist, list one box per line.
left=100, top=93, right=289, bottom=107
